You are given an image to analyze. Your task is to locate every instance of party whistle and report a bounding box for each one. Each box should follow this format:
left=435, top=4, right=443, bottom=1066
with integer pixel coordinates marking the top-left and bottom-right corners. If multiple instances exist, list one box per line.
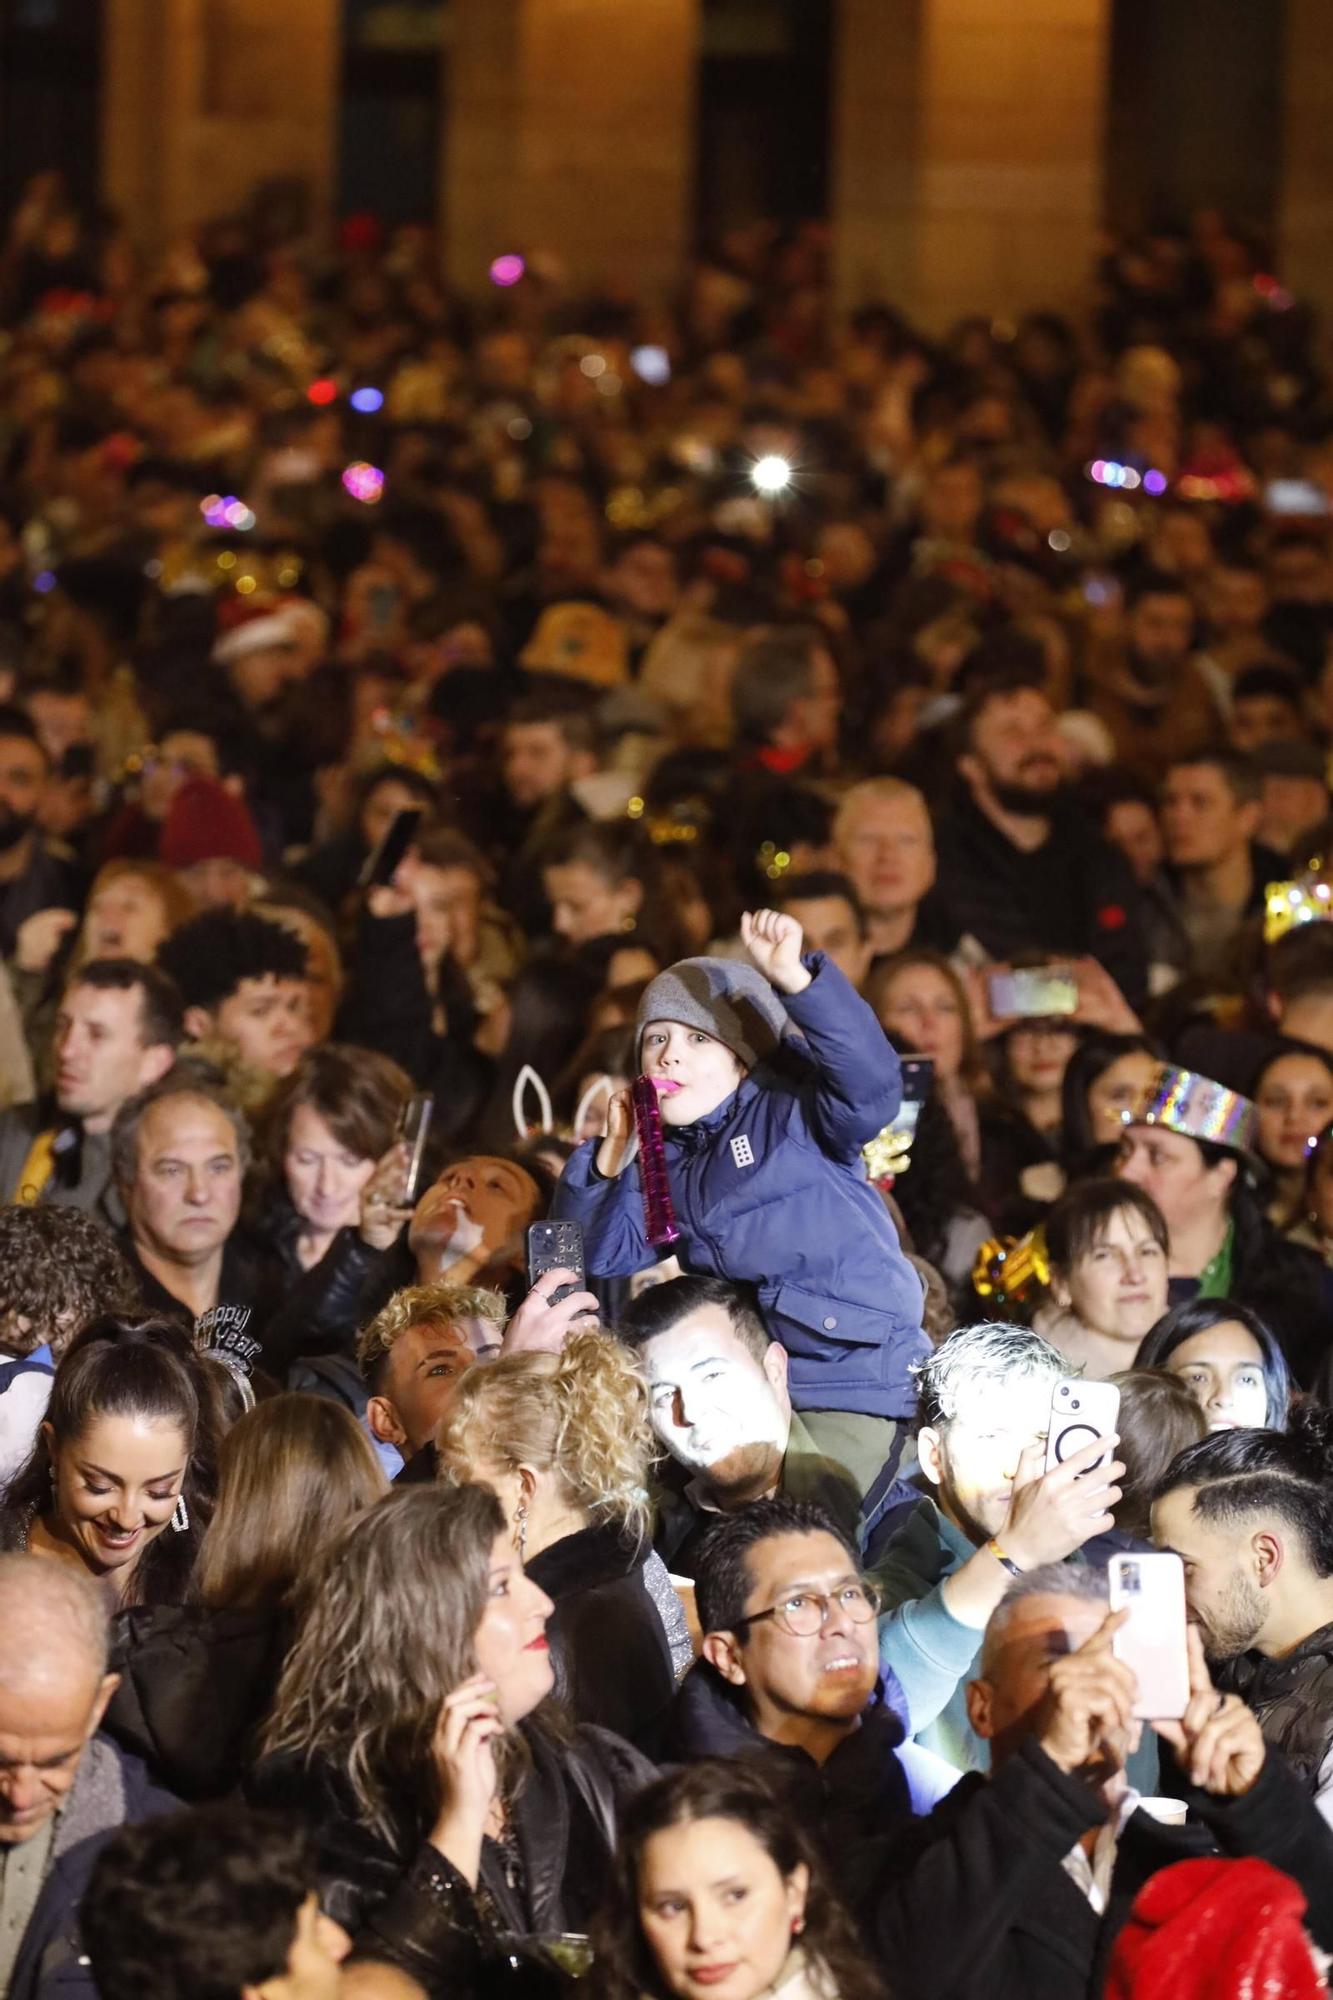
left=632, top=1075, right=681, bottom=1247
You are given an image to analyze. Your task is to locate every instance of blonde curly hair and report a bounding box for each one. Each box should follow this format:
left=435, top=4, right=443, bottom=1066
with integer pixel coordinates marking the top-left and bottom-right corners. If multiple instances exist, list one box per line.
left=437, top=1331, right=656, bottom=1546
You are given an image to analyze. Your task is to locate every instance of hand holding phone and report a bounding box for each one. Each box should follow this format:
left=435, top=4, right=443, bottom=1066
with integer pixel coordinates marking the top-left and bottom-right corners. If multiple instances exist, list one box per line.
left=359, top=807, right=423, bottom=891
left=1003, top=1432, right=1124, bottom=1570
left=526, top=1220, right=586, bottom=1307
left=1109, top=1552, right=1189, bottom=1721
left=1151, top=1624, right=1267, bottom=1794
left=987, top=966, right=1079, bottom=1018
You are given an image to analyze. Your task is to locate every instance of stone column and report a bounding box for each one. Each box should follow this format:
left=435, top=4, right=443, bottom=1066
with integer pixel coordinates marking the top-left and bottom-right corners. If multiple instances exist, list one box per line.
left=443, top=0, right=700, bottom=298
left=101, top=0, right=340, bottom=246
left=1276, top=0, right=1333, bottom=337
left=831, top=0, right=1111, bottom=330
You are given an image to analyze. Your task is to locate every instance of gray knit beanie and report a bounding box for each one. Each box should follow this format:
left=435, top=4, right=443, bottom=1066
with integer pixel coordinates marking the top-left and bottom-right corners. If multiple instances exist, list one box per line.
left=636, top=957, right=793, bottom=1071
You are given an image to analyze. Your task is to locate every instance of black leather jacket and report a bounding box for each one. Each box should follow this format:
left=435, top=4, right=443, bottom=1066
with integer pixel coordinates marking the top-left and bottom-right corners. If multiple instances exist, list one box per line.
left=250, top=1716, right=655, bottom=1983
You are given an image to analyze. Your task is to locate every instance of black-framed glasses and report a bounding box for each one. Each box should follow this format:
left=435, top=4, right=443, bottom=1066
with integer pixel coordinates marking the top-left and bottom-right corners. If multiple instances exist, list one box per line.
left=742, top=1581, right=881, bottom=1639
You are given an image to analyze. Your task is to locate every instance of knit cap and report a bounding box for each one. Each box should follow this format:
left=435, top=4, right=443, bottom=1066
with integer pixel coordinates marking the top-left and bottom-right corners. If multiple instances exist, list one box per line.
left=636, top=957, right=793, bottom=1072
left=158, top=776, right=263, bottom=870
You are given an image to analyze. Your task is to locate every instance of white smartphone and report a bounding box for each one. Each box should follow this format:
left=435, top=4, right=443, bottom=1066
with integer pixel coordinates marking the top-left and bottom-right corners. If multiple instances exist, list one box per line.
left=1045, top=1377, right=1121, bottom=1477
left=1108, top=1551, right=1190, bottom=1721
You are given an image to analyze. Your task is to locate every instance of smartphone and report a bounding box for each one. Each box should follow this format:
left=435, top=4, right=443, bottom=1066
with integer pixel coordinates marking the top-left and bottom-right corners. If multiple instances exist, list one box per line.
left=889, top=1055, right=935, bottom=1147
left=1081, top=573, right=1122, bottom=609
left=359, top=806, right=423, bottom=890
left=395, top=1093, right=434, bottom=1207
left=368, top=581, right=401, bottom=631
left=1264, top=479, right=1330, bottom=518
left=60, top=742, right=95, bottom=780
left=1109, top=1552, right=1190, bottom=1720
left=988, top=966, right=1079, bottom=1018
left=527, top=1219, right=586, bottom=1306
left=1045, top=1377, right=1121, bottom=1477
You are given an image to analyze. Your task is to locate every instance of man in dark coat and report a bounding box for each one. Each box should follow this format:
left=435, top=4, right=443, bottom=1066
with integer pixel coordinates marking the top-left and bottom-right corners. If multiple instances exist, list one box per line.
left=1152, top=1417, right=1333, bottom=1823
left=658, top=1500, right=955, bottom=1898
left=0, top=1557, right=177, bottom=2000
left=931, top=672, right=1148, bottom=1010
left=869, top=1561, right=1333, bottom=2000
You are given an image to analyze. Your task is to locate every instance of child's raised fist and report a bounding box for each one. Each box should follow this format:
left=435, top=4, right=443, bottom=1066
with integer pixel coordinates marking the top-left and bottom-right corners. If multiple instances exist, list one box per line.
left=740, top=909, right=811, bottom=995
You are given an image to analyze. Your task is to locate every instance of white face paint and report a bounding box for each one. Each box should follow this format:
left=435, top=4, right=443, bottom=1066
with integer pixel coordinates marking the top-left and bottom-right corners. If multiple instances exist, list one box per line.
left=641, top=1309, right=790, bottom=1477
left=433, top=1208, right=486, bottom=1270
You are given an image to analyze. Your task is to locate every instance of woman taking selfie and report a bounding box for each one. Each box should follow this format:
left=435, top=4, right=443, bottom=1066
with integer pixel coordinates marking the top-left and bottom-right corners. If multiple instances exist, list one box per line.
left=0, top=1314, right=219, bottom=1608
left=438, top=1331, right=686, bottom=1735
left=255, top=1483, right=655, bottom=1973
left=593, top=1761, right=885, bottom=2000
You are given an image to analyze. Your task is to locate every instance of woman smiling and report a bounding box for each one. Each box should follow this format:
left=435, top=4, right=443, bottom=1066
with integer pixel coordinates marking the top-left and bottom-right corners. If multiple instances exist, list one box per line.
left=0, top=1315, right=219, bottom=1607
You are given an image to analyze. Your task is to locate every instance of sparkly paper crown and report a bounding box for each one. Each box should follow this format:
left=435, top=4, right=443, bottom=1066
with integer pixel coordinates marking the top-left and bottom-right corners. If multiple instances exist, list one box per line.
left=1124, top=1064, right=1257, bottom=1154
left=1265, top=859, right=1333, bottom=943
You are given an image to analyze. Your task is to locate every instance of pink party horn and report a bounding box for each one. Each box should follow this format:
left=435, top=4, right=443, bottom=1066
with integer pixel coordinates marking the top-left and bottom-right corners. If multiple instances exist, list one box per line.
left=632, top=1074, right=681, bottom=1247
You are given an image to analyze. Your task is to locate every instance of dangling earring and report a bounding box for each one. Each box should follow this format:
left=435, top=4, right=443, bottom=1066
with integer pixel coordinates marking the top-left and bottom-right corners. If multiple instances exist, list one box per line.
left=171, top=1494, right=190, bottom=1534
left=513, top=1499, right=528, bottom=1560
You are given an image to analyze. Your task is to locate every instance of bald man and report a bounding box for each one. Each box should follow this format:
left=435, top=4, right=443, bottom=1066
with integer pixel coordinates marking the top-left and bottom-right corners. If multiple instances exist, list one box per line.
left=0, top=1556, right=176, bottom=2000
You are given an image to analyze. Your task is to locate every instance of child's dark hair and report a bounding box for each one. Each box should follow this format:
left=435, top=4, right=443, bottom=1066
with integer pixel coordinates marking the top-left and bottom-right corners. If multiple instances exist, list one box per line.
left=157, top=908, right=308, bottom=1012
left=82, top=1806, right=315, bottom=2000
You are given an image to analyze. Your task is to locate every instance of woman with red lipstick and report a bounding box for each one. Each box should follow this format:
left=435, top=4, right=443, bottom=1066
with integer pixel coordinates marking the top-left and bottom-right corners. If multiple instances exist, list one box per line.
left=594, top=1761, right=884, bottom=2000
left=256, top=1483, right=656, bottom=1986
left=0, top=1313, right=219, bottom=1607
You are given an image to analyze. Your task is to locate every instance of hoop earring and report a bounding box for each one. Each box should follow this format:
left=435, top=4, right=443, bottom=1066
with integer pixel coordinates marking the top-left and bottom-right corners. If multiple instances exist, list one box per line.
left=171, top=1494, right=190, bottom=1534
left=513, top=1499, right=527, bottom=1561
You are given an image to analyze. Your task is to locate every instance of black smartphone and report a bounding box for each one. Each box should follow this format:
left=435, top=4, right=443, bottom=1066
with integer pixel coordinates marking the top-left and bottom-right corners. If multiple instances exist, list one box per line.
left=359, top=806, right=423, bottom=890
left=60, top=742, right=95, bottom=780
left=396, top=1093, right=434, bottom=1206
left=526, top=1219, right=586, bottom=1306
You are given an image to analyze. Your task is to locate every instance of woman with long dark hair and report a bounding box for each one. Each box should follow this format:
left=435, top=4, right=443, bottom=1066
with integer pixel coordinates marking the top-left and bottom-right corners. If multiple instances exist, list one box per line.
left=1134, top=1297, right=1292, bottom=1433
left=592, top=1760, right=885, bottom=2000
left=0, top=1314, right=219, bottom=1608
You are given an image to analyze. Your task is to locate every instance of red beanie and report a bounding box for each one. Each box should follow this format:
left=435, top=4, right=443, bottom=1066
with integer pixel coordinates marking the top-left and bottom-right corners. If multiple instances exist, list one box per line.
left=158, top=777, right=262, bottom=870
left=1106, top=1857, right=1324, bottom=2000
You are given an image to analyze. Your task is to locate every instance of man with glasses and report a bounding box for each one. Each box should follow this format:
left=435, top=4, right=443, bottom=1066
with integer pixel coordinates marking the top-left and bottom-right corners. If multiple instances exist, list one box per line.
left=659, top=1499, right=956, bottom=1896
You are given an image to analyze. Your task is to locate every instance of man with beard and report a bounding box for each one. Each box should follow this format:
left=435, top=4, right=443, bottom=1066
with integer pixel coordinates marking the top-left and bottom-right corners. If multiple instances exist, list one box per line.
left=661, top=1500, right=956, bottom=1890
left=1151, top=1406, right=1333, bottom=1827
left=0, top=707, right=83, bottom=962
left=1085, top=571, right=1222, bottom=781
left=933, top=670, right=1148, bottom=1009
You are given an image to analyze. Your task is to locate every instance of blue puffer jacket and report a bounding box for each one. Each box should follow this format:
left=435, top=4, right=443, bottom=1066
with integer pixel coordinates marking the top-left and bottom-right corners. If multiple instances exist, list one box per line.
left=554, top=953, right=929, bottom=1418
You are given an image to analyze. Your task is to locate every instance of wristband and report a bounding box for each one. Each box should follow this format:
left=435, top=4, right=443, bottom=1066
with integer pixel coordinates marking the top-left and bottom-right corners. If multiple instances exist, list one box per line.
left=987, top=1538, right=1025, bottom=1578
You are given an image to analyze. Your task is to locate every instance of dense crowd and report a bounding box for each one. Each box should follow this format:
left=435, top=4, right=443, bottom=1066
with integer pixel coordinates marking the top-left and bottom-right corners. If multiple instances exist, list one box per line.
left=4, top=171, right=1333, bottom=1997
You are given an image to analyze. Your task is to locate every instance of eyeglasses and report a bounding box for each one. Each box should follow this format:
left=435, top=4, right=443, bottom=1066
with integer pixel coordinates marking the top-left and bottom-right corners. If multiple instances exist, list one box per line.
left=742, top=1581, right=881, bottom=1640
